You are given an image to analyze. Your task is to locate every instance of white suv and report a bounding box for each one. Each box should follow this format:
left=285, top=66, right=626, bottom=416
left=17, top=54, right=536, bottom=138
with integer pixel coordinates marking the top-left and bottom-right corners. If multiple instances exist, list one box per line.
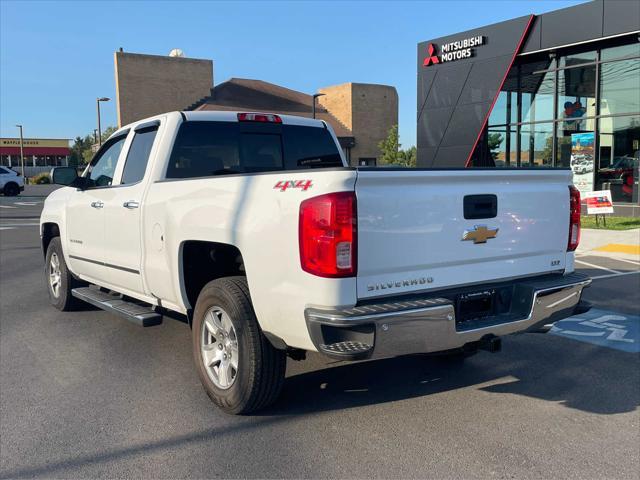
left=0, top=166, right=24, bottom=196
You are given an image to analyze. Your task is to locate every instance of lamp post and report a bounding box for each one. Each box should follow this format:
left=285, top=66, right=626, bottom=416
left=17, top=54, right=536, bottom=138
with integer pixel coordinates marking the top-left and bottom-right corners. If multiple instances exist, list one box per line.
left=15, top=124, right=25, bottom=179
left=312, top=93, right=325, bottom=119
left=96, top=97, right=110, bottom=145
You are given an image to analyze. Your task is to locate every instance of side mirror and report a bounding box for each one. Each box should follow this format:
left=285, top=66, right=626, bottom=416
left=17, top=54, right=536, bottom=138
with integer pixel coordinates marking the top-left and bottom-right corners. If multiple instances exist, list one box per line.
left=51, top=166, right=79, bottom=186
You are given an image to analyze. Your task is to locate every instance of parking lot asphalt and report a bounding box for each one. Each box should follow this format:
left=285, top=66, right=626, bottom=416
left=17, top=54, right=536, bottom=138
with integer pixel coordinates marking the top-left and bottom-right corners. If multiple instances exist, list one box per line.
left=1, top=200, right=639, bottom=479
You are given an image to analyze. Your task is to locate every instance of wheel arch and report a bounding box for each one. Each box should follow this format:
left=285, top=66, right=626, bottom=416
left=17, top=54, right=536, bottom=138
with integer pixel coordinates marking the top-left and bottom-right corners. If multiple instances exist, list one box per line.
left=41, top=222, right=61, bottom=258
left=179, top=240, right=247, bottom=323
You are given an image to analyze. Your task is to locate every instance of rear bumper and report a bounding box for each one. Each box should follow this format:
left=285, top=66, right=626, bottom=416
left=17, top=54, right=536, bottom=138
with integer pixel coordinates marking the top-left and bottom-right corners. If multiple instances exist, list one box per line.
left=305, top=272, right=591, bottom=360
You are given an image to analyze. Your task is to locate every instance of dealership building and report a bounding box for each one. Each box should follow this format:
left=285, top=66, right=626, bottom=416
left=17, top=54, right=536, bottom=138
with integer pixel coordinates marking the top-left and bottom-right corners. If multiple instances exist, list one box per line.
left=417, top=0, right=639, bottom=209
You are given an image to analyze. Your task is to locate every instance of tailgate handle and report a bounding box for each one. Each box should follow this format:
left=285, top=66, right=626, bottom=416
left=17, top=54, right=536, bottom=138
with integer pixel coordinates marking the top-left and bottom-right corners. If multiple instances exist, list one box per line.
left=464, top=194, right=497, bottom=219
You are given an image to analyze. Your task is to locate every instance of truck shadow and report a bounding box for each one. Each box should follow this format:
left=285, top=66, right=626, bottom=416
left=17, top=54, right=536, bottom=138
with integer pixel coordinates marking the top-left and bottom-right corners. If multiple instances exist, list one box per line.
left=263, top=334, right=639, bottom=416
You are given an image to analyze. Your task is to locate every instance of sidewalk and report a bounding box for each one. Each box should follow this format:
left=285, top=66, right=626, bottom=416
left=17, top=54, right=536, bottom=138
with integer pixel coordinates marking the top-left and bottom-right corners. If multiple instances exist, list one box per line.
left=578, top=228, right=640, bottom=260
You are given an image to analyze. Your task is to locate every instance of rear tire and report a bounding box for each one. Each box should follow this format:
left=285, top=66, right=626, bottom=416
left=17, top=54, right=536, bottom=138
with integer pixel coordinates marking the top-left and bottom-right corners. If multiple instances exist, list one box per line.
left=192, top=276, right=286, bottom=414
left=45, top=237, right=82, bottom=311
left=3, top=182, right=19, bottom=196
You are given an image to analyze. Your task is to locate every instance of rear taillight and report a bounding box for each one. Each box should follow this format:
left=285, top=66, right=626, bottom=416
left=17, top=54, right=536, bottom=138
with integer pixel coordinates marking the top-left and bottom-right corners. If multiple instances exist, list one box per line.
left=568, top=185, right=581, bottom=251
left=299, top=192, right=357, bottom=278
left=237, top=112, right=282, bottom=123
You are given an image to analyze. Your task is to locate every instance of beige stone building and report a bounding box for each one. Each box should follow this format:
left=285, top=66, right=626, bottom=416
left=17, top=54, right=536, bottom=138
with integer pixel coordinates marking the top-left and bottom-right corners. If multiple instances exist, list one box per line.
left=114, top=51, right=213, bottom=127
left=113, top=50, right=397, bottom=165
left=319, top=83, right=398, bottom=165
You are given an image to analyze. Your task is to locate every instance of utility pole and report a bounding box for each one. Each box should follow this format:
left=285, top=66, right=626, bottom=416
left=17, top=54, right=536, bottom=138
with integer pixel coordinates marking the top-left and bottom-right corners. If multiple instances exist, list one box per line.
left=96, top=97, right=110, bottom=145
left=15, top=124, right=25, bottom=179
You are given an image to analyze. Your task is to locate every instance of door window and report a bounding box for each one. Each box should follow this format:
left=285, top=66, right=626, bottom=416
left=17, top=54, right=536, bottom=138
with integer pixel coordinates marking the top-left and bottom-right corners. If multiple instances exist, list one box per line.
left=86, top=136, right=126, bottom=188
left=121, top=126, right=158, bottom=184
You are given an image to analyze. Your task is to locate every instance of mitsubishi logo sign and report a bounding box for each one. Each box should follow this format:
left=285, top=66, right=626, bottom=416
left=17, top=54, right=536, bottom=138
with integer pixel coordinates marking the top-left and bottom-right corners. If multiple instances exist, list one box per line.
left=423, top=36, right=485, bottom=67
left=423, top=44, right=439, bottom=66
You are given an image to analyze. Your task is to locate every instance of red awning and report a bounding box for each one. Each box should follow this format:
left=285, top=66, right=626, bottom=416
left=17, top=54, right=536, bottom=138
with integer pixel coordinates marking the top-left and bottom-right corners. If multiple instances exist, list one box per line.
left=0, top=147, right=70, bottom=156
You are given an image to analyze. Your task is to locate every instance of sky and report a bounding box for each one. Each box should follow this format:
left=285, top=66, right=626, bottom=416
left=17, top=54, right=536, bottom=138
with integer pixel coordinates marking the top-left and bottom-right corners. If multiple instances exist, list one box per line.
left=0, top=0, right=586, bottom=147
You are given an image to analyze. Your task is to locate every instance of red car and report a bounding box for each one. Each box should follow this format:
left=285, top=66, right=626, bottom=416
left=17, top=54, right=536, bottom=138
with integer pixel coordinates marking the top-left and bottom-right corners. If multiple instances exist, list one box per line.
left=598, top=156, right=639, bottom=181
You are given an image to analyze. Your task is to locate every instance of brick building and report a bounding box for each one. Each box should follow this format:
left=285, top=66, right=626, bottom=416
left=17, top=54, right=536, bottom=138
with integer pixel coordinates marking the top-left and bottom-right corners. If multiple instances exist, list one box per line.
left=113, top=51, right=397, bottom=165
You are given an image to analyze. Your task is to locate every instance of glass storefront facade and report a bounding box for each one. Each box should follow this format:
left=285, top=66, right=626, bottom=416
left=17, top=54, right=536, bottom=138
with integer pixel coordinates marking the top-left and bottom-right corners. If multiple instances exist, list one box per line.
left=473, top=36, right=639, bottom=203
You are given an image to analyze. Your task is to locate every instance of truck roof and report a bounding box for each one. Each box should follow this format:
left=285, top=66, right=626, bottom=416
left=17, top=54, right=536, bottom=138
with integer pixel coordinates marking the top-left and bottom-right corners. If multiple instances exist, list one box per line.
left=181, top=110, right=327, bottom=128
left=109, top=111, right=330, bottom=142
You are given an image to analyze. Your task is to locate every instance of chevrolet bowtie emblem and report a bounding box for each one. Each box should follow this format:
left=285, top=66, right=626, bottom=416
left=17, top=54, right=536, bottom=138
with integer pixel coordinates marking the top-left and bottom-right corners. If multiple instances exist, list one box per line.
left=462, top=225, right=499, bottom=244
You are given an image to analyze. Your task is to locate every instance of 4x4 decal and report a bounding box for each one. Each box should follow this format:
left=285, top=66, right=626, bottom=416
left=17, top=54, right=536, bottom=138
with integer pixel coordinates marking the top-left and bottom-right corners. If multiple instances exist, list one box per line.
left=274, top=180, right=313, bottom=192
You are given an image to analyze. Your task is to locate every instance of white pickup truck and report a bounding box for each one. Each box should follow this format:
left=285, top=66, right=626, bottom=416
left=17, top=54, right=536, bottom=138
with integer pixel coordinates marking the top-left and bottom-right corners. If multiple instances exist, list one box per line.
left=42, top=111, right=591, bottom=414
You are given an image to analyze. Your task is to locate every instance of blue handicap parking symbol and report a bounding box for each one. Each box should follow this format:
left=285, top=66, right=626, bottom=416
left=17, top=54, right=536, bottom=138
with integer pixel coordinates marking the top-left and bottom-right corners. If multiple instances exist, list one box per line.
left=550, top=308, right=640, bottom=353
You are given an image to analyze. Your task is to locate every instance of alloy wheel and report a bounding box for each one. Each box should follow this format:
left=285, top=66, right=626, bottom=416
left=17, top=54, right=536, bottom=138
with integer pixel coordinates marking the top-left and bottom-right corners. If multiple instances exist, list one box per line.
left=200, top=306, right=239, bottom=389
left=49, top=252, right=62, bottom=298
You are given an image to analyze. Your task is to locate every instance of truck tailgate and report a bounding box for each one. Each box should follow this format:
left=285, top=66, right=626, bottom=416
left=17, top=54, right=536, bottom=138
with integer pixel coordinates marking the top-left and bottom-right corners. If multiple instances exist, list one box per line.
left=355, top=169, right=573, bottom=300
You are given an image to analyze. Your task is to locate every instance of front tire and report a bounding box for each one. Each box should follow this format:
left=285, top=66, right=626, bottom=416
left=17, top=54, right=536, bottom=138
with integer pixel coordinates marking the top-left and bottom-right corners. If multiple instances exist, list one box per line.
left=45, top=237, right=82, bottom=311
left=3, top=182, right=19, bottom=196
left=192, top=276, right=286, bottom=414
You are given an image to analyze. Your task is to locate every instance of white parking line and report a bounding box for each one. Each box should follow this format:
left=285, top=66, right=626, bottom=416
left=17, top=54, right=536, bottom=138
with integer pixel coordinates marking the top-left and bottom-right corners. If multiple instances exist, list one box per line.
left=0, top=205, right=17, bottom=209
left=574, top=258, right=621, bottom=275
left=0, top=223, right=39, bottom=227
left=608, top=257, right=640, bottom=267
left=591, top=270, right=640, bottom=280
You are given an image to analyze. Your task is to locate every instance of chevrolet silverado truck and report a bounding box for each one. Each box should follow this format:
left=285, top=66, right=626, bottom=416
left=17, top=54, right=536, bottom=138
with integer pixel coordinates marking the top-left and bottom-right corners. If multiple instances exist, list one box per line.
left=41, top=111, right=591, bottom=414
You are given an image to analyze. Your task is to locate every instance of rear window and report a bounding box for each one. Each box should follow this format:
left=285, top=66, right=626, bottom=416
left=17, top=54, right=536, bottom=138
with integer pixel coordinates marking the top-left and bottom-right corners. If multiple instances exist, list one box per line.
left=166, top=121, right=343, bottom=179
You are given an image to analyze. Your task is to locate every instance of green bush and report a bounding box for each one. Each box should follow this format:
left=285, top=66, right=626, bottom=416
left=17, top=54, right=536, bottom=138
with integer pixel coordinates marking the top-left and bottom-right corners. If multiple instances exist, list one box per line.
left=33, top=172, right=51, bottom=184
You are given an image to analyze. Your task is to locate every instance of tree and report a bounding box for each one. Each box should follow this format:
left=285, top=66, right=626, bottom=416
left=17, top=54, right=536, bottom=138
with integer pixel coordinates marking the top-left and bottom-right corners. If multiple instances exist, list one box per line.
left=397, top=145, right=417, bottom=167
left=69, top=126, right=116, bottom=167
left=378, top=124, right=400, bottom=165
left=100, top=126, right=117, bottom=142
left=541, top=135, right=553, bottom=165
left=487, top=132, right=504, bottom=161
left=378, top=124, right=417, bottom=167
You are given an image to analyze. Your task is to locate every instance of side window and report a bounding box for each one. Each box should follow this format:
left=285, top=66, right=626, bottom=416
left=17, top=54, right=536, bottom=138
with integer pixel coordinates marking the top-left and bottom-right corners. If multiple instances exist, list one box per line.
left=0, top=167, right=8, bottom=175
left=167, top=122, right=240, bottom=179
left=86, top=135, right=126, bottom=188
left=121, top=126, right=158, bottom=184
left=283, top=125, right=343, bottom=169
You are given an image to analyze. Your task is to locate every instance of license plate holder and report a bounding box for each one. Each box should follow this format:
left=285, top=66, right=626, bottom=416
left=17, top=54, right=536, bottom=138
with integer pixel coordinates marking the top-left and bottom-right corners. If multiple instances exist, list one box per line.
left=456, top=289, right=495, bottom=325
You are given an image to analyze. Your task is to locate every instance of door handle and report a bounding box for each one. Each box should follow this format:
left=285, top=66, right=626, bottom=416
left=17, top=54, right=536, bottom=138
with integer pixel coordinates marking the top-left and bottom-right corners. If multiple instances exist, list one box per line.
left=123, top=200, right=140, bottom=209
left=90, top=201, right=104, bottom=209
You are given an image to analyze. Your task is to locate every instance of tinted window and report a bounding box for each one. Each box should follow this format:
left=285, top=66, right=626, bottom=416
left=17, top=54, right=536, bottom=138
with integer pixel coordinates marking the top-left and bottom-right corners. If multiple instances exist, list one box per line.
left=121, top=127, right=158, bottom=184
left=167, top=122, right=240, bottom=178
left=166, top=121, right=343, bottom=179
left=283, top=125, right=343, bottom=169
left=86, top=136, right=126, bottom=188
left=0, top=167, right=8, bottom=174
left=240, top=133, right=282, bottom=171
